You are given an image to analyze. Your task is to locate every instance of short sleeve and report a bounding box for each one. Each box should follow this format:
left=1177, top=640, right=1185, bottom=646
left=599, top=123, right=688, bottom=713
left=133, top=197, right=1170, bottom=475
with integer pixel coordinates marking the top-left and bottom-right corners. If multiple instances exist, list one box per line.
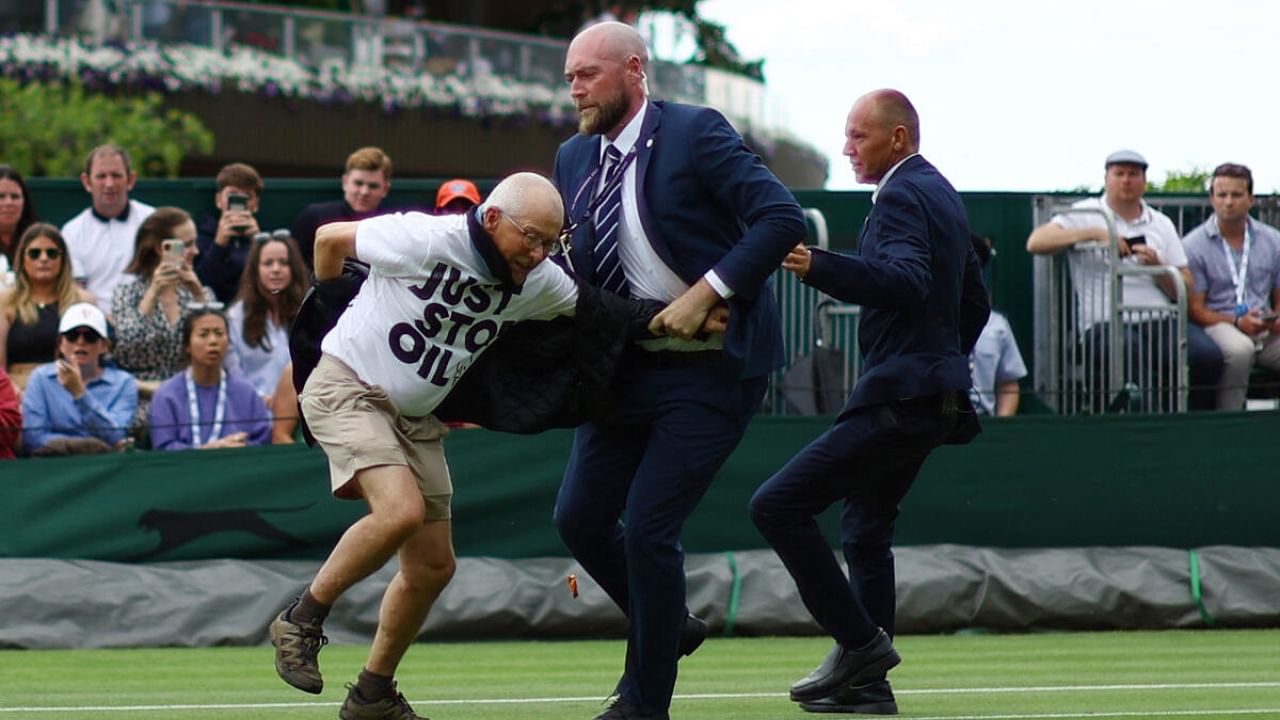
left=1155, top=217, right=1187, bottom=267
left=527, top=261, right=579, bottom=320
left=355, top=212, right=439, bottom=277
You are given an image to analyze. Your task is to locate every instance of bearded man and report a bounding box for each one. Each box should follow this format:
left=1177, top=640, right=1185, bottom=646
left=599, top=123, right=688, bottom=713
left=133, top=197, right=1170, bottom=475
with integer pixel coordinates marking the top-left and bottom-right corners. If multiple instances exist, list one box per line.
left=549, top=20, right=806, bottom=720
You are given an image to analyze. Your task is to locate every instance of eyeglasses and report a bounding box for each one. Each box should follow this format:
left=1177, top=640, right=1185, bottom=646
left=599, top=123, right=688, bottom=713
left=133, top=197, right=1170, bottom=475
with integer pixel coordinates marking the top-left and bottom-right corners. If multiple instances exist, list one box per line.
left=254, top=228, right=292, bottom=244
left=61, top=328, right=101, bottom=343
left=502, top=213, right=563, bottom=256
left=26, top=247, right=62, bottom=261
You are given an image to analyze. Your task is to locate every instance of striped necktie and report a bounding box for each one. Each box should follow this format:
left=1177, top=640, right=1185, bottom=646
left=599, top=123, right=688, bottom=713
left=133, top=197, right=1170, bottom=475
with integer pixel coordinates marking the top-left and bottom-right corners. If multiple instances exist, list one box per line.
left=593, top=145, right=631, bottom=297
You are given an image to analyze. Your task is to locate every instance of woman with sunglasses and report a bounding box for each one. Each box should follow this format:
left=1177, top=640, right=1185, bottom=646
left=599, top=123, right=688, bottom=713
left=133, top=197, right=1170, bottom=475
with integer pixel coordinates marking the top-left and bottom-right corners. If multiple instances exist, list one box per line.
left=0, top=165, right=38, bottom=273
left=149, top=306, right=270, bottom=450
left=20, top=302, right=137, bottom=456
left=112, top=207, right=216, bottom=398
left=0, top=224, right=95, bottom=390
left=226, top=230, right=307, bottom=405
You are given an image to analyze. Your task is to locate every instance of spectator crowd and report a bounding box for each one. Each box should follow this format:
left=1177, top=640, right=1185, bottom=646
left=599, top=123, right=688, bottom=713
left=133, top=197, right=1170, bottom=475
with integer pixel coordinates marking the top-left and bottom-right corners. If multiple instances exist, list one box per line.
left=2, top=142, right=1275, bottom=460
left=0, top=144, right=482, bottom=459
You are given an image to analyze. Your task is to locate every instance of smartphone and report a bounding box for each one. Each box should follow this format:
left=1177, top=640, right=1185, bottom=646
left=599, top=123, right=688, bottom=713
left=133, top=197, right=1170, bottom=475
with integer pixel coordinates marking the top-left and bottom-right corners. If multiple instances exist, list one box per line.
left=1259, top=314, right=1279, bottom=323
left=226, top=191, right=251, bottom=234
left=162, top=238, right=185, bottom=265
left=1125, top=235, right=1146, bottom=247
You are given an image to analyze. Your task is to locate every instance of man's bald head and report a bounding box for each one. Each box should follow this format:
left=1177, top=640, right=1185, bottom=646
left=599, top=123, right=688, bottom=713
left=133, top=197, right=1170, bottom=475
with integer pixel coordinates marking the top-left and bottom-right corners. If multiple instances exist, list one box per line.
left=570, top=21, right=649, bottom=67
left=482, top=171, right=564, bottom=227
left=859, top=89, right=920, bottom=150
left=565, top=21, right=649, bottom=137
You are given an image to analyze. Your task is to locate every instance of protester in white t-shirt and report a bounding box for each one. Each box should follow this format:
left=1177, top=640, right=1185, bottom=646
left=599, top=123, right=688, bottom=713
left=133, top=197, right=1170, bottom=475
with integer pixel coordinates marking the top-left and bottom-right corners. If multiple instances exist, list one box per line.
left=266, top=172, right=581, bottom=719
left=61, top=145, right=155, bottom=315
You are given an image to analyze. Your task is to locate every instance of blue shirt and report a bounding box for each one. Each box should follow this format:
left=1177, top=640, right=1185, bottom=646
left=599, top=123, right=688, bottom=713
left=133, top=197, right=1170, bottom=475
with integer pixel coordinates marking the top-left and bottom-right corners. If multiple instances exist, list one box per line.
left=969, top=310, right=1027, bottom=416
left=20, top=363, right=138, bottom=450
left=1184, top=216, right=1280, bottom=315
left=148, top=370, right=272, bottom=450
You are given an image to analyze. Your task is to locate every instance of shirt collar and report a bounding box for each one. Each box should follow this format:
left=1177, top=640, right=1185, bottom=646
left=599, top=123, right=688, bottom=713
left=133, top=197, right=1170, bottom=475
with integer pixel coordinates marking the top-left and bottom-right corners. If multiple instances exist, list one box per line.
left=871, top=153, right=919, bottom=204
left=601, top=102, right=648, bottom=161
left=467, top=207, right=515, bottom=287
left=90, top=201, right=131, bottom=223
left=1207, top=215, right=1254, bottom=242
left=1099, top=193, right=1154, bottom=225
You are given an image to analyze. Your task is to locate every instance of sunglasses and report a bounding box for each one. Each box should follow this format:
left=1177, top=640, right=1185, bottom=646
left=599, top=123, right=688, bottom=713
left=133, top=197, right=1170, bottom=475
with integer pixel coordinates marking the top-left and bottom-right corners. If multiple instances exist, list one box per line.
left=253, top=228, right=293, bottom=244
left=61, top=328, right=102, bottom=343
left=188, top=301, right=226, bottom=312
left=26, top=247, right=62, bottom=261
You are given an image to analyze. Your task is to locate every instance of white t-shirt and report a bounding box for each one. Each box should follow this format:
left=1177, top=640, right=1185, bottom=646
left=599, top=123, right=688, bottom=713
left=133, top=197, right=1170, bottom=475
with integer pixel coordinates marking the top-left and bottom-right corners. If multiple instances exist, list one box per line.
left=1051, top=195, right=1186, bottom=329
left=322, top=212, right=579, bottom=417
left=62, top=199, right=156, bottom=314
left=226, top=300, right=290, bottom=400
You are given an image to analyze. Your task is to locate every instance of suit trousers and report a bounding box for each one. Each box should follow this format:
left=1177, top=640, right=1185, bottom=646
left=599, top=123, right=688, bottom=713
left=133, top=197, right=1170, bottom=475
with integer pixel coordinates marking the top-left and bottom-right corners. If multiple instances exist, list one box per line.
left=554, top=350, right=766, bottom=714
left=749, top=394, right=958, bottom=649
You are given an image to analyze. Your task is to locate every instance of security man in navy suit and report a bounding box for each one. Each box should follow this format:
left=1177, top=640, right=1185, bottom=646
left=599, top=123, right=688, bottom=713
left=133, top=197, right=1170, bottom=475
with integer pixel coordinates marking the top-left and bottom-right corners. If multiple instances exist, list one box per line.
left=750, top=89, right=990, bottom=716
left=552, top=21, right=806, bottom=720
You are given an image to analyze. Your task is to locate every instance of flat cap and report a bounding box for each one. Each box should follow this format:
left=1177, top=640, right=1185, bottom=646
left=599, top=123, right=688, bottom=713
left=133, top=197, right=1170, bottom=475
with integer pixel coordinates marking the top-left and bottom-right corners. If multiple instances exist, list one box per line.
left=1105, top=149, right=1148, bottom=169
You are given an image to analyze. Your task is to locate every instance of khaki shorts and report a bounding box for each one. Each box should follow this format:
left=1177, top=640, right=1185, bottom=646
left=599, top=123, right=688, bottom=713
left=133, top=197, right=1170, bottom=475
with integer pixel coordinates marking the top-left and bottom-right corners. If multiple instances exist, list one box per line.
left=300, top=354, right=452, bottom=520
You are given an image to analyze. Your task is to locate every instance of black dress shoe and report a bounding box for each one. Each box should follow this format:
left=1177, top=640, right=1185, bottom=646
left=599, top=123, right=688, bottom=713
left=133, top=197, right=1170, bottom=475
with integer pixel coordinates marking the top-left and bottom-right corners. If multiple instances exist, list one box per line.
left=679, top=614, right=709, bottom=656
left=799, top=680, right=898, bottom=715
left=788, top=630, right=900, bottom=702
left=593, top=697, right=670, bottom=720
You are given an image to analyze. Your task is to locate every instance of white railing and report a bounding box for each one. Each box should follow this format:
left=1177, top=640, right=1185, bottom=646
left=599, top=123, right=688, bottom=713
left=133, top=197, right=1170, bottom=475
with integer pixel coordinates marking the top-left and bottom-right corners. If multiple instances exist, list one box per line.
left=27, top=0, right=786, bottom=139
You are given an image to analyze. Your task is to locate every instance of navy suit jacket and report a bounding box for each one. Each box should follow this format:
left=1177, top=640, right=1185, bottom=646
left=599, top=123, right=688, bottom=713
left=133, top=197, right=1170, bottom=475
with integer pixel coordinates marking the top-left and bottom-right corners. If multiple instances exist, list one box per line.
left=802, top=155, right=990, bottom=411
left=552, top=101, right=806, bottom=379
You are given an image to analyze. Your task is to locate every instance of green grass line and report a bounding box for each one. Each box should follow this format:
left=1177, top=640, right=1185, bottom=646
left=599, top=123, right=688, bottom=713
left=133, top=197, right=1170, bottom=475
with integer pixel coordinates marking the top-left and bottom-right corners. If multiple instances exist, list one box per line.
left=1, top=630, right=1278, bottom=719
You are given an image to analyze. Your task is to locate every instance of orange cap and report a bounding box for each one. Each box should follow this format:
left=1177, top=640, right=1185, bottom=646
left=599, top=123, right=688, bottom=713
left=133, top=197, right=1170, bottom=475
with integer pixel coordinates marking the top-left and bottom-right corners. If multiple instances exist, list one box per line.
left=435, top=179, right=481, bottom=209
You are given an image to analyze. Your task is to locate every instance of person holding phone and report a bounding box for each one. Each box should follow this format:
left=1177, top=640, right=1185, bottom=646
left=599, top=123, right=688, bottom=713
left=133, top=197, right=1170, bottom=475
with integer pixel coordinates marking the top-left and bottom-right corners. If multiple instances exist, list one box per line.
left=1026, top=149, right=1224, bottom=411
left=20, top=302, right=137, bottom=456
left=112, top=207, right=215, bottom=412
left=1183, top=163, right=1280, bottom=410
left=196, top=162, right=264, bottom=304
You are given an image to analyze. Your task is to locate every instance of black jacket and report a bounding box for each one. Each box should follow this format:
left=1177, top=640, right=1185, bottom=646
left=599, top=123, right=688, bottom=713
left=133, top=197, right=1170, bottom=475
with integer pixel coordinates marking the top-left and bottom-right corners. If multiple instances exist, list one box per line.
left=290, top=259, right=658, bottom=443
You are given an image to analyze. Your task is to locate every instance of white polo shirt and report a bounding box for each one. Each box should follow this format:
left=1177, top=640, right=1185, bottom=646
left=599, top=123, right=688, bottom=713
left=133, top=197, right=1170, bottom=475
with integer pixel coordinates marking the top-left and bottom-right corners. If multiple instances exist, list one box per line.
left=62, top=199, right=156, bottom=314
left=1051, top=195, right=1185, bottom=329
left=322, top=212, right=579, bottom=417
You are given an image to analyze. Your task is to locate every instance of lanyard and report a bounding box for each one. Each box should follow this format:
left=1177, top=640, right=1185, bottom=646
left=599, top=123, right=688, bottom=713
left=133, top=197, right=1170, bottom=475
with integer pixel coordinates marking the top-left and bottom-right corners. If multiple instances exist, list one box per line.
left=1217, top=219, right=1253, bottom=312
left=565, top=144, right=640, bottom=234
left=185, top=368, right=227, bottom=447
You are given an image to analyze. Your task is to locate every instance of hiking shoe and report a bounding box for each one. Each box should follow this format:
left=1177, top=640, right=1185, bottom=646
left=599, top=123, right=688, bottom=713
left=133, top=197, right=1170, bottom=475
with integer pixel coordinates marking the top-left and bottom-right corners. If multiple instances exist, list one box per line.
left=339, top=683, right=429, bottom=720
left=269, top=598, right=328, bottom=694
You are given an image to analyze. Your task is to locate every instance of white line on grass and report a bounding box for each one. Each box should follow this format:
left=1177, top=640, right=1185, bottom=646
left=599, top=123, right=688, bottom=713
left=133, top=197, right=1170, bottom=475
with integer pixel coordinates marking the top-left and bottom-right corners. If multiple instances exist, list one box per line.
left=906, top=707, right=1280, bottom=712
left=1, top=682, right=1278, bottom=714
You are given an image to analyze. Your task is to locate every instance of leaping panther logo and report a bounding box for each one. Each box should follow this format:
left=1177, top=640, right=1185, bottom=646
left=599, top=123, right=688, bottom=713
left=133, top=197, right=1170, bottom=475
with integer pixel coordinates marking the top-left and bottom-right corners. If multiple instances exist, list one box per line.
left=125, top=504, right=315, bottom=561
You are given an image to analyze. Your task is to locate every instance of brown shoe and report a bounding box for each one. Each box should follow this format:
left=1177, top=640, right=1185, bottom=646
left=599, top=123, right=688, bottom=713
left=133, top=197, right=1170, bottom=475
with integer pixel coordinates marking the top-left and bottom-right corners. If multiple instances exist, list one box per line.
left=339, top=683, right=429, bottom=720
left=269, top=598, right=328, bottom=694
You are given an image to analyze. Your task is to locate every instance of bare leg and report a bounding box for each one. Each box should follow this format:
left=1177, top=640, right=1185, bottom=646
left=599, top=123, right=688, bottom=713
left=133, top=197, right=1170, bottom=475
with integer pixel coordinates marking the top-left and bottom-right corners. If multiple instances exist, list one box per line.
left=309, top=464, right=428, bottom=605
left=366, top=519, right=456, bottom=675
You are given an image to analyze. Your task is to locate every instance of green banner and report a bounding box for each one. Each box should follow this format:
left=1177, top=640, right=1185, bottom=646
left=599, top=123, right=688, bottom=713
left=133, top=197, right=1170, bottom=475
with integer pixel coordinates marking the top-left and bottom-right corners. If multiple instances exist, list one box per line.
left=2, top=412, right=1278, bottom=562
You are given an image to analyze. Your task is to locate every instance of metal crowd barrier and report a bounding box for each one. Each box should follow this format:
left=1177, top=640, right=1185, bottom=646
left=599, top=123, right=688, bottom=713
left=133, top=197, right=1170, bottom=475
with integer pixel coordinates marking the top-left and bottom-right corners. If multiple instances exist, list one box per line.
left=766, top=208, right=863, bottom=417
left=1031, top=199, right=1188, bottom=414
